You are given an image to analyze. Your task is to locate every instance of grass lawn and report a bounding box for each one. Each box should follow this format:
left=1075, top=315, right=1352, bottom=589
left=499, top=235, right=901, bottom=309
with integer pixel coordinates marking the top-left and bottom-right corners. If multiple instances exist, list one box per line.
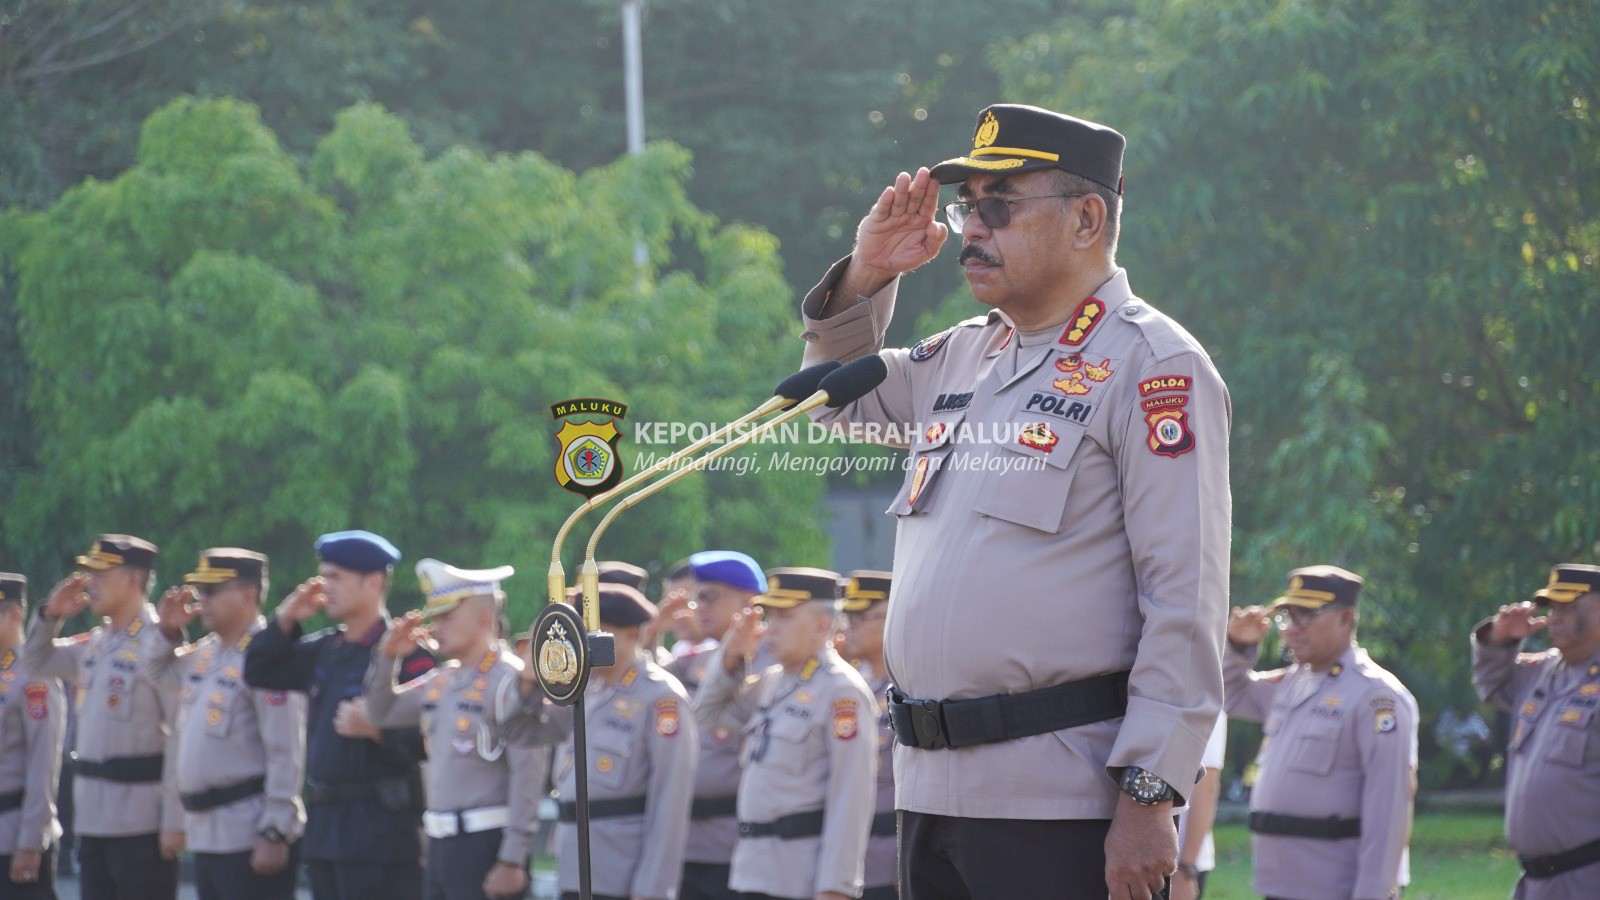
left=1204, top=812, right=1519, bottom=898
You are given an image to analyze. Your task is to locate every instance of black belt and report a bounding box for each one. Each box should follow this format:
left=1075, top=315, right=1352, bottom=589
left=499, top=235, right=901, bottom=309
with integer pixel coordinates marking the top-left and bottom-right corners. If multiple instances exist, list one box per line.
left=1520, top=836, right=1600, bottom=879
left=887, top=670, right=1130, bottom=750
left=870, top=811, right=896, bottom=836
left=1249, top=811, right=1361, bottom=839
left=74, top=754, right=164, bottom=784
left=181, top=776, right=266, bottom=813
left=739, top=810, right=824, bottom=840
left=691, top=795, right=739, bottom=820
left=0, top=791, right=22, bottom=813
left=304, top=779, right=379, bottom=805
left=558, top=795, right=648, bottom=822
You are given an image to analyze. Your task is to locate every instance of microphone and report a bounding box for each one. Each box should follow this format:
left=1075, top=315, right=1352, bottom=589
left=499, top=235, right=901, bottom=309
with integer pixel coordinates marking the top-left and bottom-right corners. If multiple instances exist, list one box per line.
left=578, top=355, right=888, bottom=577
left=546, top=360, right=842, bottom=627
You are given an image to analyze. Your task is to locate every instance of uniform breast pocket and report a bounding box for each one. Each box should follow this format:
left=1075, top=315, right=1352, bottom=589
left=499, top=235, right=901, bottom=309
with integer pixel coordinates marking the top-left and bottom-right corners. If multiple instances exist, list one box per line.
left=203, top=703, right=234, bottom=738
left=590, top=731, right=634, bottom=790
left=755, top=713, right=814, bottom=776
left=971, top=425, right=1089, bottom=534
left=888, top=415, right=963, bottom=517
left=1286, top=719, right=1342, bottom=775
left=1547, top=707, right=1594, bottom=768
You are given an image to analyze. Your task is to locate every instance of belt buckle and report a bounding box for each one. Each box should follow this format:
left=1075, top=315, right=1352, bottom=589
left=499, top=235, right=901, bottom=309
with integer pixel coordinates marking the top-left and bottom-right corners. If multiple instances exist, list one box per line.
left=909, top=698, right=949, bottom=750
left=738, top=822, right=757, bottom=838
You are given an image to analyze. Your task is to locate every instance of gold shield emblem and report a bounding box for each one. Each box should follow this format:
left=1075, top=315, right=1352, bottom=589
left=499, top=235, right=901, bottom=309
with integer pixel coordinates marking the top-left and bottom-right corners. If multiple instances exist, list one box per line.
left=974, top=110, right=1000, bottom=150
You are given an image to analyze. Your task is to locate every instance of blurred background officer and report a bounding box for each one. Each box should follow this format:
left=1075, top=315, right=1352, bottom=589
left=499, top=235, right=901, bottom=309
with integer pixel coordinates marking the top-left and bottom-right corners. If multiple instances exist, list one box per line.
left=694, top=567, right=876, bottom=900
left=1172, top=713, right=1226, bottom=900
left=151, top=548, right=307, bottom=900
left=366, top=558, right=561, bottom=900
left=654, top=559, right=702, bottom=663
left=1471, top=564, right=1600, bottom=895
left=243, top=530, right=434, bottom=900
left=0, top=573, right=66, bottom=898
left=664, top=550, right=769, bottom=900
left=839, top=570, right=896, bottom=900
left=549, top=583, right=697, bottom=900
left=1225, top=566, right=1417, bottom=900
left=27, top=535, right=182, bottom=900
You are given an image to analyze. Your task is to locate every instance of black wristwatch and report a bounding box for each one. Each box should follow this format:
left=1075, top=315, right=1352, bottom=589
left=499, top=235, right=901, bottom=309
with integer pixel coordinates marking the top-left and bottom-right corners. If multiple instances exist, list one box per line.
left=1118, top=766, right=1175, bottom=805
left=1176, top=861, right=1201, bottom=879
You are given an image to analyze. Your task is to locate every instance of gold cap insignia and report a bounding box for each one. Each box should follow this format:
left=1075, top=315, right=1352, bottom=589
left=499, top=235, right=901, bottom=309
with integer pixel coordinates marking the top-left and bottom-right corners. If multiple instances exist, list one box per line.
left=974, top=110, right=1000, bottom=150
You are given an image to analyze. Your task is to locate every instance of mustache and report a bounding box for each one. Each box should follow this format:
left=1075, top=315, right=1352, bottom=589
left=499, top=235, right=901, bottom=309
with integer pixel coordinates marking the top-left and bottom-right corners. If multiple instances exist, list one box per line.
left=959, top=244, right=1000, bottom=266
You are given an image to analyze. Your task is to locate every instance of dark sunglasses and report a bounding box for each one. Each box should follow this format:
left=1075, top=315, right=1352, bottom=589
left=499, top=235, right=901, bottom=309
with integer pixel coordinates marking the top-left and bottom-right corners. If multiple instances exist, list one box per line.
left=942, top=193, right=1088, bottom=234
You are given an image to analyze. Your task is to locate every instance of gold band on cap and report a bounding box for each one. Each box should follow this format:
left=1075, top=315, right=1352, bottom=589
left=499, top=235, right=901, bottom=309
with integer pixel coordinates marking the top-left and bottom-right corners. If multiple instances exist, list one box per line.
left=968, top=147, right=1062, bottom=162
left=185, top=560, right=241, bottom=585
left=77, top=549, right=125, bottom=570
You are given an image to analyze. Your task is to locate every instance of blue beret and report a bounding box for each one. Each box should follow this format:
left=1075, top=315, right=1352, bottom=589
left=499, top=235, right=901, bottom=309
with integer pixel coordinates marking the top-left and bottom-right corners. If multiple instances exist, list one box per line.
left=689, top=550, right=764, bottom=594
left=315, top=530, right=401, bottom=573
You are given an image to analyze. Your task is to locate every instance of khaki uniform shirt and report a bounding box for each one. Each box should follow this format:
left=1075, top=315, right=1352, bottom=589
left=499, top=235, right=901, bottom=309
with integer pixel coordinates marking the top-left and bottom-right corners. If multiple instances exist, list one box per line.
left=857, top=661, right=896, bottom=889
left=551, top=651, right=698, bottom=900
left=24, top=605, right=184, bottom=836
left=149, top=618, right=308, bottom=853
left=665, top=640, right=776, bottom=864
left=694, top=647, right=877, bottom=900
left=1472, top=624, right=1600, bottom=897
left=364, top=645, right=557, bottom=865
left=801, top=258, right=1232, bottom=818
left=0, top=648, right=66, bottom=854
left=1225, top=644, right=1417, bottom=900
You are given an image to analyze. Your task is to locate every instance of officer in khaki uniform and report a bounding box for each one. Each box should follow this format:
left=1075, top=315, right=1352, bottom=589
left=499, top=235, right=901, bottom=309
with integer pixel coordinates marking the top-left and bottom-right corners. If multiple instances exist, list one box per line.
left=0, top=573, right=67, bottom=898
left=694, top=568, right=877, bottom=900
left=548, top=583, right=697, bottom=900
left=1471, top=564, right=1600, bottom=896
left=798, top=104, right=1230, bottom=897
left=148, top=549, right=308, bottom=899
left=840, top=571, right=896, bottom=900
left=1225, top=566, right=1418, bottom=900
left=664, top=550, right=773, bottom=900
left=365, top=558, right=565, bottom=900
left=25, top=535, right=183, bottom=900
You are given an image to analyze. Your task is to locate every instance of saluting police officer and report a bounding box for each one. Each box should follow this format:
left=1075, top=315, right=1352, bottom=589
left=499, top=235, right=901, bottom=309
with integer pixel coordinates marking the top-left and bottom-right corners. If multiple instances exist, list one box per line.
left=548, top=583, right=697, bottom=900
left=365, top=558, right=563, bottom=900
left=664, top=550, right=772, bottom=900
left=797, top=104, right=1231, bottom=897
left=0, top=573, right=67, bottom=898
left=26, top=535, right=183, bottom=900
left=694, top=567, right=877, bottom=900
left=243, top=531, right=434, bottom=900
left=1471, top=563, right=1600, bottom=896
left=840, top=571, right=897, bottom=900
left=149, top=548, right=308, bottom=900
left=1225, top=566, right=1418, bottom=900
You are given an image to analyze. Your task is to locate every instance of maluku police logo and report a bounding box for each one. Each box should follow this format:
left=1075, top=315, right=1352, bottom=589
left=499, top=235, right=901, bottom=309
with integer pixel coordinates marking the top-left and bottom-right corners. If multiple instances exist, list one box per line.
left=551, top=398, right=628, bottom=499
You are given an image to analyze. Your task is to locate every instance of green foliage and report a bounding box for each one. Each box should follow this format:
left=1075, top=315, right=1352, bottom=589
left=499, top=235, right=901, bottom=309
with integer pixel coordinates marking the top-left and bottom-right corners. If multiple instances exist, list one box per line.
left=997, top=0, right=1600, bottom=784
left=1, top=97, right=821, bottom=626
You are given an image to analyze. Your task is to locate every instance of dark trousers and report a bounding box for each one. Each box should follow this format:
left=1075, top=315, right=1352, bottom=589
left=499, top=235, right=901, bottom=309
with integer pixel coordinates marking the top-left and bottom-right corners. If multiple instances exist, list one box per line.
left=898, top=811, right=1169, bottom=900
left=426, top=829, right=526, bottom=900
left=306, top=858, right=423, bottom=900
left=680, top=861, right=740, bottom=900
left=78, top=835, right=178, bottom=900
left=0, top=847, right=58, bottom=900
left=193, top=845, right=301, bottom=900
left=862, top=886, right=900, bottom=900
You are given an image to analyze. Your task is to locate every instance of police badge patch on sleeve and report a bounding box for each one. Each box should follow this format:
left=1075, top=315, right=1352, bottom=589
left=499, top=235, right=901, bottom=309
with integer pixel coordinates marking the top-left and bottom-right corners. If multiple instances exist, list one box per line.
left=910, top=329, right=952, bottom=362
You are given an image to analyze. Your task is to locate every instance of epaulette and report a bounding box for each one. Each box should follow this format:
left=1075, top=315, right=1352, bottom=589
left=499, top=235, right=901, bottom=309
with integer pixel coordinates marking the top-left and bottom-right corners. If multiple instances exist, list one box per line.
left=1116, top=300, right=1212, bottom=364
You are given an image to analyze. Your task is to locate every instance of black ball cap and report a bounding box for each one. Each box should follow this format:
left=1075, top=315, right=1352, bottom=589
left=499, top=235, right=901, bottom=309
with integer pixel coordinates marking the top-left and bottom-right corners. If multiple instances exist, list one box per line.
left=930, top=104, right=1126, bottom=195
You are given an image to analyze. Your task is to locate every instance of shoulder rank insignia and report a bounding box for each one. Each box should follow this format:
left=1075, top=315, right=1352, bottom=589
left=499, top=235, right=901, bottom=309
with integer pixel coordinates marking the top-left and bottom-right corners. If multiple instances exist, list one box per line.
left=1057, top=298, right=1105, bottom=346
left=910, top=329, right=952, bottom=362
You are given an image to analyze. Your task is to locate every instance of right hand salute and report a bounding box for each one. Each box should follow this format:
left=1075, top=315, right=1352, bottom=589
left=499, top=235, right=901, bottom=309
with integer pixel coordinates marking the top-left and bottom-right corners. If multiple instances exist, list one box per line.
left=838, top=167, right=949, bottom=300
left=1227, top=605, right=1273, bottom=648
left=275, top=578, right=326, bottom=631
left=1489, top=600, right=1547, bottom=645
left=157, top=585, right=199, bottom=639
left=43, top=572, right=91, bottom=620
left=379, top=610, right=430, bottom=658
left=721, top=608, right=765, bottom=674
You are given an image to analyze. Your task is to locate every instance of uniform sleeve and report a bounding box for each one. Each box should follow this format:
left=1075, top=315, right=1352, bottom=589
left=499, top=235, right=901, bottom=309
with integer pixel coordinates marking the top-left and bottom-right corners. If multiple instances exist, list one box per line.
left=1105, top=351, right=1232, bottom=800
left=800, top=255, right=919, bottom=441
left=1470, top=619, right=1543, bottom=713
left=631, top=685, right=698, bottom=899
left=21, top=611, right=88, bottom=682
left=372, top=648, right=436, bottom=762
left=1353, top=689, right=1417, bottom=899
left=361, top=651, right=428, bottom=728
left=242, top=620, right=317, bottom=692
left=1222, top=642, right=1285, bottom=724
left=251, top=687, right=308, bottom=842
left=154, top=655, right=186, bottom=833
left=691, top=647, right=762, bottom=733
left=143, top=632, right=193, bottom=687
left=17, top=678, right=66, bottom=853
left=495, top=673, right=552, bottom=866
left=815, top=680, right=878, bottom=898
left=500, top=681, right=574, bottom=747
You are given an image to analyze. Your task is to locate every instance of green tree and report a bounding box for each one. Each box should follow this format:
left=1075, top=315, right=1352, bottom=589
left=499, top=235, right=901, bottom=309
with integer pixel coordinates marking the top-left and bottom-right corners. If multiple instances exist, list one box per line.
left=2, top=96, right=825, bottom=626
left=996, top=0, right=1599, bottom=784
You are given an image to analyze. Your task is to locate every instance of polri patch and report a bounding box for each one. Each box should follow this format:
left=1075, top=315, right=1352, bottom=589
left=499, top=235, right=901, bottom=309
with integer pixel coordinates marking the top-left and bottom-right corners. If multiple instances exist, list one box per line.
left=910, top=329, right=952, bottom=362
left=1145, top=409, right=1195, bottom=458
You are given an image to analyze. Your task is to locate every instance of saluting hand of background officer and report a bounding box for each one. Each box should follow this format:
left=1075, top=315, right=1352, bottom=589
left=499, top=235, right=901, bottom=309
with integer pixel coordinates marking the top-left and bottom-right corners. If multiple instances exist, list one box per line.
left=720, top=607, right=765, bottom=675
left=1487, top=600, right=1547, bottom=644
left=837, top=166, right=948, bottom=301
left=1228, top=606, right=1273, bottom=647
left=380, top=609, right=431, bottom=658
left=42, top=571, right=91, bottom=619
left=274, top=577, right=327, bottom=630
left=157, top=584, right=200, bottom=639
